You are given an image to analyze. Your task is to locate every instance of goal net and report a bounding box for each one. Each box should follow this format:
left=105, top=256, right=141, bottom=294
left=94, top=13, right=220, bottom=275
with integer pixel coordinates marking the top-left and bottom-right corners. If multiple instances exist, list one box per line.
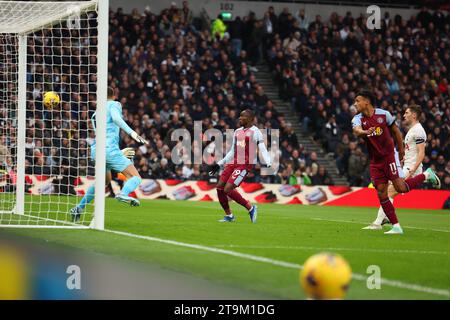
left=0, top=0, right=108, bottom=229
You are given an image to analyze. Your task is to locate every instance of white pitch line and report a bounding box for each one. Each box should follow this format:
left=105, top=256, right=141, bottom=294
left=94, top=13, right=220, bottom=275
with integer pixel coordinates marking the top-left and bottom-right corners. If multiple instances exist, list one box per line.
left=104, top=228, right=450, bottom=298
left=108, top=207, right=450, bottom=233
left=179, top=205, right=450, bottom=233
left=310, top=218, right=450, bottom=233
left=215, top=244, right=448, bottom=256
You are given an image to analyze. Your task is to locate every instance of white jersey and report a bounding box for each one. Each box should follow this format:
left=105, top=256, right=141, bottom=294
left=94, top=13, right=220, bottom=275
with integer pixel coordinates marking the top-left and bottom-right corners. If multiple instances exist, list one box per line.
left=404, top=122, right=426, bottom=175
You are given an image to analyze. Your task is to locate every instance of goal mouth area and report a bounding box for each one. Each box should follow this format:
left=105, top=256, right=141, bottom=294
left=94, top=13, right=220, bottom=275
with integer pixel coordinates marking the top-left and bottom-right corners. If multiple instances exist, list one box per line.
left=0, top=0, right=108, bottom=230
left=0, top=1, right=98, bottom=35
left=0, top=195, right=94, bottom=229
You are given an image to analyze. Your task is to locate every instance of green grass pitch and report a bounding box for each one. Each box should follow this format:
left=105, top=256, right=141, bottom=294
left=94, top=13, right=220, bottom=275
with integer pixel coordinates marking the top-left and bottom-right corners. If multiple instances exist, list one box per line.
left=3, top=198, right=450, bottom=299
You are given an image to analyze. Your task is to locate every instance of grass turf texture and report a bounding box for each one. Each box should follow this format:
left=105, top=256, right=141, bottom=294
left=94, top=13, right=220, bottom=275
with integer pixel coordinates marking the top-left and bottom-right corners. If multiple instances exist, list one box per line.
left=2, top=198, right=450, bottom=299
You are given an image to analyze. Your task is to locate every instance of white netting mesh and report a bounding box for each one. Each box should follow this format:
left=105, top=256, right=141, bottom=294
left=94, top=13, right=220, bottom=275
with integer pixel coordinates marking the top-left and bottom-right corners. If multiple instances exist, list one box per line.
left=0, top=1, right=100, bottom=227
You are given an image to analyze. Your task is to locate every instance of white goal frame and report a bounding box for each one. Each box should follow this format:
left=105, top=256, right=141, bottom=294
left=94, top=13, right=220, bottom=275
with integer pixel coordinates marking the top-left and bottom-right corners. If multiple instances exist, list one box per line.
left=0, top=0, right=108, bottom=230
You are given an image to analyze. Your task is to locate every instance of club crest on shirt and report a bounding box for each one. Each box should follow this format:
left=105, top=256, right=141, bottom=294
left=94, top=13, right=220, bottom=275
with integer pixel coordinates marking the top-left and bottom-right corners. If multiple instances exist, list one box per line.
left=377, top=117, right=383, bottom=124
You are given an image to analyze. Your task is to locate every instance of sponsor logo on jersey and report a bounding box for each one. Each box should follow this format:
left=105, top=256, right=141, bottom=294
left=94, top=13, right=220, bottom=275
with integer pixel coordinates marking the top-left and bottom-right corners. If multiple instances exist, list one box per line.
left=367, top=127, right=383, bottom=137
left=236, top=140, right=246, bottom=148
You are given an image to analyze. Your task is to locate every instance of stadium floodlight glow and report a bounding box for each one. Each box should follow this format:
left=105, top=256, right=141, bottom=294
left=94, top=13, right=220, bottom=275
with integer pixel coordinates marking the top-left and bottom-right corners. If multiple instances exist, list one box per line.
left=0, top=0, right=108, bottom=229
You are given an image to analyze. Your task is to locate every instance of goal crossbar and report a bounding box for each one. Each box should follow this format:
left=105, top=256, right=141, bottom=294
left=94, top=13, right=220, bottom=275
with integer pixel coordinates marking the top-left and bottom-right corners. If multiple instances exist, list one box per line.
left=0, top=1, right=98, bottom=35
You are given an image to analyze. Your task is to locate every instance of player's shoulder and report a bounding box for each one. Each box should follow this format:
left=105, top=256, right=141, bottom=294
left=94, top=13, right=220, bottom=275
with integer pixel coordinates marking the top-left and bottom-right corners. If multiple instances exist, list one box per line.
left=412, top=122, right=427, bottom=135
left=351, top=113, right=363, bottom=126
left=374, top=108, right=395, bottom=125
left=374, top=108, right=392, bottom=116
left=415, top=122, right=426, bottom=132
left=107, top=100, right=122, bottom=109
left=250, top=125, right=263, bottom=133
left=250, top=125, right=264, bottom=139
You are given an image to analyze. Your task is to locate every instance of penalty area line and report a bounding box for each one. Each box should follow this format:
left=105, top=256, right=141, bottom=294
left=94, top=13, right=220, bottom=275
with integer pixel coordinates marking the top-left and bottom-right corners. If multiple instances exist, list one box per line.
left=104, top=228, right=450, bottom=298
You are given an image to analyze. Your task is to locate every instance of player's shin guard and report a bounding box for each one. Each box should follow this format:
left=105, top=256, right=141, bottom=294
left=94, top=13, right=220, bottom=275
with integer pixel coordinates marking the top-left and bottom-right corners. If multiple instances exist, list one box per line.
left=78, top=185, right=95, bottom=210
left=217, top=187, right=230, bottom=213
left=405, top=174, right=425, bottom=190
left=227, top=189, right=251, bottom=210
left=380, top=198, right=398, bottom=225
left=120, top=176, right=142, bottom=196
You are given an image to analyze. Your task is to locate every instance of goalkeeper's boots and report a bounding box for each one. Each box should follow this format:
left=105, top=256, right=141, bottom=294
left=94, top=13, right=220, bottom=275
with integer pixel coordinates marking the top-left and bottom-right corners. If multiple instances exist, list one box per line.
left=218, top=215, right=235, bottom=222
left=424, top=168, right=441, bottom=189
left=116, top=194, right=140, bottom=207
left=384, top=224, right=404, bottom=235
left=249, top=205, right=258, bottom=224
left=70, top=206, right=82, bottom=223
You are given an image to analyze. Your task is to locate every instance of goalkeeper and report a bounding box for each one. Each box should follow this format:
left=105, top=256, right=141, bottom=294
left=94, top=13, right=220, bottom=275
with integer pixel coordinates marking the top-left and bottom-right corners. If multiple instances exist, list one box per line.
left=71, top=87, right=148, bottom=221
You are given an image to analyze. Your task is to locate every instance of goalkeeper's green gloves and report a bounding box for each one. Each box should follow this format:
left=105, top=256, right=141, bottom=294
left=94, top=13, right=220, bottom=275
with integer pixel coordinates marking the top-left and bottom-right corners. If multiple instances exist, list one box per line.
left=121, top=147, right=135, bottom=159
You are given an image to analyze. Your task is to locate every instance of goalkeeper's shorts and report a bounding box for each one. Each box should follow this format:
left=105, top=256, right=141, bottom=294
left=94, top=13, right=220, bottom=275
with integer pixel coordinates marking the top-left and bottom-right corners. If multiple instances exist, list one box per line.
left=91, top=146, right=132, bottom=173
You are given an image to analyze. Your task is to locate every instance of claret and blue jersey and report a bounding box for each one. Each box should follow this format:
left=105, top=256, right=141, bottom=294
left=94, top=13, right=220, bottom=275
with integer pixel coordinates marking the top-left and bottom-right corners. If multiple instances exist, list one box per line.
left=351, top=108, right=396, bottom=163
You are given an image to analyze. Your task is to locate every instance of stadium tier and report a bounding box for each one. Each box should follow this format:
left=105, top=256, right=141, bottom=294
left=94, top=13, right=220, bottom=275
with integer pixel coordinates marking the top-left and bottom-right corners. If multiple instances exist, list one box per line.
left=0, top=0, right=449, bottom=303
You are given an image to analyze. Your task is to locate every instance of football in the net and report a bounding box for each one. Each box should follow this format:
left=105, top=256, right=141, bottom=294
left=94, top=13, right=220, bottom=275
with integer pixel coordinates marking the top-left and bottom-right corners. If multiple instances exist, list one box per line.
left=43, top=91, right=60, bottom=108
left=300, top=252, right=352, bottom=299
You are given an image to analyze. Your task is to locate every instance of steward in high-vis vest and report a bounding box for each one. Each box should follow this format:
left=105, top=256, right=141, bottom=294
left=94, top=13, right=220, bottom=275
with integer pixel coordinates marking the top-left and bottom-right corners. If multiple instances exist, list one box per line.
left=211, top=14, right=227, bottom=40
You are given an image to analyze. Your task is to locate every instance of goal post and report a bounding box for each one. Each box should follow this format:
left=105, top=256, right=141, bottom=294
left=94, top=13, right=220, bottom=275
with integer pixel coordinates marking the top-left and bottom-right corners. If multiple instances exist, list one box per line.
left=0, top=0, right=108, bottom=229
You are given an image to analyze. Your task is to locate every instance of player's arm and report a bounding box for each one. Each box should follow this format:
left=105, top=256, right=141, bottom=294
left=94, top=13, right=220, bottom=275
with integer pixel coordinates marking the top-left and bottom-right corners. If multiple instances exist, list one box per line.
left=110, top=104, right=148, bottom=144
left=407, top=136, right=426, bottom=178
left=351, top=113, right=376, bottom=137
left=217, top=132, right=235, bottom=167
left=389, top=124, right=404, bottom=161
left=255, top=130, right=271, bottom=167
left=352, top=125, right=375, bottom=137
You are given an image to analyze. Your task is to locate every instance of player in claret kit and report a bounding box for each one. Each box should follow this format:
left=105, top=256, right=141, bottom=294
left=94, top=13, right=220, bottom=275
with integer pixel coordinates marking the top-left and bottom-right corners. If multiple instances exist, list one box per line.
left=352, top=91, right=440, bottom=234
left=209, top=109, right=272, bottom=223
left=363, top=105, right=439, bottom=230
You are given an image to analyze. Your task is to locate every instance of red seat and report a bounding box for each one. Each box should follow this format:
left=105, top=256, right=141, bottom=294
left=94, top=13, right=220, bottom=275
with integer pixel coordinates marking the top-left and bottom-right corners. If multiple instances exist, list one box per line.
left=165, top=179, right=184, bottom=186
left=286, top=196, right=303, bottom=204
left=328, top=186, right=352, bottom=195
left=199, top=194, right=213, bottom=201
left=241, top=182, right=264, bottom=193
left=197, top=180, right=216, bottom=191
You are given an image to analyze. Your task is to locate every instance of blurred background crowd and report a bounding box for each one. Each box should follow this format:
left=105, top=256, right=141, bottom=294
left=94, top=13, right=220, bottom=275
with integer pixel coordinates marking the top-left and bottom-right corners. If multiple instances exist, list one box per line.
left=0, top=2, right=448, bottom=189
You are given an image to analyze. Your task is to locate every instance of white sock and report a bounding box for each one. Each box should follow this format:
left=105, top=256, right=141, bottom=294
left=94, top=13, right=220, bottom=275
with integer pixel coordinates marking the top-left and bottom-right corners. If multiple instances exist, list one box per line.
left=393, top=223, right=400, bottom=228
left=373, top=206, right=386, bottom=225
left=373, top=197, right=393, bottom=225
left=423, top=171, right=430, bottom=179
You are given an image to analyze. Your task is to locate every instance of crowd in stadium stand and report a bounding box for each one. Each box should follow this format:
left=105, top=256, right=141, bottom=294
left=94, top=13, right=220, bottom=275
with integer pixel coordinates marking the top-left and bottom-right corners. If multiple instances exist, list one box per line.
left=3, top=2, right=449, bottom=190
left=106, top=3, right=324, bottom=185
left=258, top=6, right=450, bottom=188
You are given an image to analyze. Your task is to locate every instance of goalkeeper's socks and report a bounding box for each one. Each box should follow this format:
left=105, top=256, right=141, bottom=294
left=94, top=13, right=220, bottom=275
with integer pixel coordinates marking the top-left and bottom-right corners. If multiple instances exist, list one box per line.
left=79, top=185, right=95, bottom=210
left=120, top=176, right=142, bottom=196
